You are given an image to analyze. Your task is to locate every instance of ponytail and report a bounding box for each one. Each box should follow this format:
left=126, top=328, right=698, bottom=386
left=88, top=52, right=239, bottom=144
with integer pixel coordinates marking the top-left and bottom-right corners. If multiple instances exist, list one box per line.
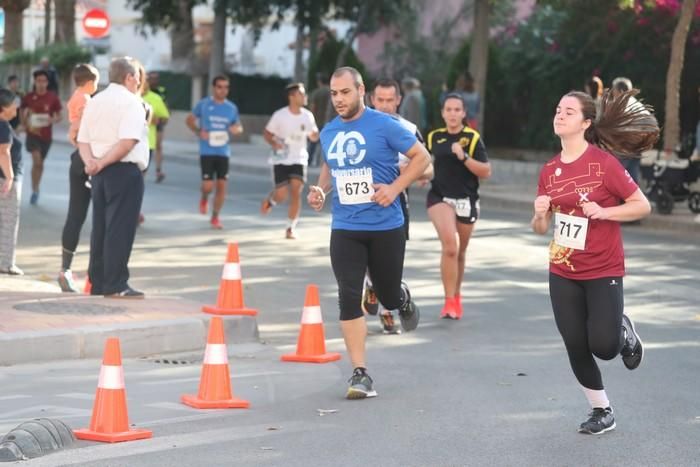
left=568, top=89, right=660, bottom=158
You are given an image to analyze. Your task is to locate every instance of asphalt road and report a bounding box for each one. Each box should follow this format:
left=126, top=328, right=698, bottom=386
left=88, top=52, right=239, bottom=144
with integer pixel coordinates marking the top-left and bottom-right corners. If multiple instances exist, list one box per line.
left=2, top=141, right=699, bottom=466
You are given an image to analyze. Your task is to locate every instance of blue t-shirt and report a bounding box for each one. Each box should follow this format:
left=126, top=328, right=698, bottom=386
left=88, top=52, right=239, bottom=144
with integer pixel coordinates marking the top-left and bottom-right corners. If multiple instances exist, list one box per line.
left=321, top=108, right=417, bottom=231
left=192, top=97, right=240, bottom=157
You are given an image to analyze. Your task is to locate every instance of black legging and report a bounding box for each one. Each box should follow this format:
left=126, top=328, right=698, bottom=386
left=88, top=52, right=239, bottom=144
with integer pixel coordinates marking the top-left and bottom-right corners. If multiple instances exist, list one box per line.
left=330, top=228, right=406, bottom=321
left=61, top=150, right=91, bottom=268
left=549, top=272, right=625, bottom=390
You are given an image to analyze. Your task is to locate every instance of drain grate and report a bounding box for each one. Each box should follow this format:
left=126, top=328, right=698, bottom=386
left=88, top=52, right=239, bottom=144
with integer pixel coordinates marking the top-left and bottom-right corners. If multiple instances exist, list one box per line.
left=13, top=301, right=127, bottom=315
left=150, top=358, right=196, bottom=365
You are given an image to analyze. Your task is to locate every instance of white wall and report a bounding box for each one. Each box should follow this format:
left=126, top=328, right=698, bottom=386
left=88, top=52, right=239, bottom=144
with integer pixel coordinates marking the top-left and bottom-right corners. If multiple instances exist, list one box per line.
left=14, top=2, right=352, bottom=79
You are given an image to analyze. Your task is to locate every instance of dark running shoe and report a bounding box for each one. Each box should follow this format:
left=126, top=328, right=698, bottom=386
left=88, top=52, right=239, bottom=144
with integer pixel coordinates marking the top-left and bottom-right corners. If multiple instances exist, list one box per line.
left=398, top=281, right=419, bottom=332
left=346, top=368, right=377, bottom=400
left=361, top=280, right=379, bottom=315
left=621, top=314, right=643, bottom=370
left=578, top=407, right=615, bottom=435
left=379, top=311, right=400, bottom=334
left=104, top=287, right=145, bottom=299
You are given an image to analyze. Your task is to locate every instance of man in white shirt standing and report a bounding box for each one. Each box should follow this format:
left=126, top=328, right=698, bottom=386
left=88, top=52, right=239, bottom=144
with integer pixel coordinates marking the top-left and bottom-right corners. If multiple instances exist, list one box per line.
left=260, top=83, right=319, bottom=239
left=78, top=57, right=148, bottom=298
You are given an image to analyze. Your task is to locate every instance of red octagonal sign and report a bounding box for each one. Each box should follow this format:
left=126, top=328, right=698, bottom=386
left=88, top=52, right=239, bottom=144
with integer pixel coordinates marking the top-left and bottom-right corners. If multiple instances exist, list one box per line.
left=82, top=9, right=110, bottom=38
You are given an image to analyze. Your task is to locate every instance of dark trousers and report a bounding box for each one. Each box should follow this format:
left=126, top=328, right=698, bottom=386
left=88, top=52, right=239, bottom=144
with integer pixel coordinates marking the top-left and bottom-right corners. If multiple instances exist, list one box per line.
left=549, top=272, right=624, bottom=390
left=61, top=150, right=91, bottom=256
left=88, top=163, right=144, bottom=295
left=330, top=227, right=406, bottom=321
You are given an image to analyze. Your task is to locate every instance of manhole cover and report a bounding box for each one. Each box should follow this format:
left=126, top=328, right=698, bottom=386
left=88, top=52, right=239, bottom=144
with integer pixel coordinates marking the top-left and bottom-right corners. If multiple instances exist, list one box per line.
left=13, top=301, right=127, bottom=315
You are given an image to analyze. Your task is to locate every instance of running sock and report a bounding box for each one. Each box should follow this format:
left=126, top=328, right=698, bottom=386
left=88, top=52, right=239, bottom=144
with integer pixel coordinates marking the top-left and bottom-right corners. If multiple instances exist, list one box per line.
left=267, top=194, right=277, bottom=206
left=61, top=248, right=74, bottom=271
left=580, top=385, right=610, bottom=409
left=288, top=217, right=299, bottom=229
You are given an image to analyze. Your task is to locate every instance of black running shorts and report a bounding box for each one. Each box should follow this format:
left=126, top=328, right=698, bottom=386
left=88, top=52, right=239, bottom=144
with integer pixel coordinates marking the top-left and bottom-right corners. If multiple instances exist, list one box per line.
left=25, top=134, right=52, bottom=160
left=426, top=190, right=480, bottom=225
left=273, top=164, right=306, bottom=186
left=330, top=228, right=406, bottom=321
left=200, top=156, right=229, bottom=180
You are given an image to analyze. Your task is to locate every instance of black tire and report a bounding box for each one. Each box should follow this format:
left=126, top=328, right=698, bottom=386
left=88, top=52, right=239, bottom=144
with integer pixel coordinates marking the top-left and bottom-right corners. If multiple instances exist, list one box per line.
left=656, top=189, right=674, bottom=215
left=688, top=192, right=700, bottom=214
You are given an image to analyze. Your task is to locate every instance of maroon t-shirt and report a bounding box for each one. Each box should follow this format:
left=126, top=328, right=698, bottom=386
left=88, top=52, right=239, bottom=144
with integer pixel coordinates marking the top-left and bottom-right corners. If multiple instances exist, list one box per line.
left=537, top=144, right=637, bottom=280
left=21, top=91, right=62, bottom=141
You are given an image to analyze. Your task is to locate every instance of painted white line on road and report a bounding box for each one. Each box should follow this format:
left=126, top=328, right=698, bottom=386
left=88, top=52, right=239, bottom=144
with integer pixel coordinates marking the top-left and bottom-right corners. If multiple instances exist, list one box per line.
left=145, top=402, right=200, bottom=412
left=645, top=340, right=700, bottom=349
left=0, top=395, right=32, bottom=401
left=56, top=393, right=96, bottom=400
left=136, top=411, right=243, bottom=427
left=26, top=421, right=311, bottom=466
left=0, top=405, right=92, bottom=433
left=138, top=370, right=284, bottom=386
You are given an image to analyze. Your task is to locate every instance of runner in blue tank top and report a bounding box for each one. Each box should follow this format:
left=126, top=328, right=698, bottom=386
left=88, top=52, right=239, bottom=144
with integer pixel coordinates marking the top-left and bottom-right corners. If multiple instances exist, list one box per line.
left=307, top=67, right=431, bottom=400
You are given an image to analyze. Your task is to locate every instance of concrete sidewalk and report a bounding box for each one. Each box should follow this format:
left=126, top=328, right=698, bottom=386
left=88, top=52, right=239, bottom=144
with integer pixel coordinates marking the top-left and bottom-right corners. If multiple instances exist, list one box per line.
left=0, top=280, right=257, bottom=366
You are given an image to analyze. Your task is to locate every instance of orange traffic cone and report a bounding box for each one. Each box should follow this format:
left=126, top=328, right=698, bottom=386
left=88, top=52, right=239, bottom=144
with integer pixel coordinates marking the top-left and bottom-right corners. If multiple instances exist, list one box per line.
left=281, top=284, right=341, bottom=363
left=181, top=317, right=250, bottom=409
left=83, top=275, right=92, bottom=294
left=74, top=338, right=152, bottom=443
left=202, top=243, right=258, bottom=316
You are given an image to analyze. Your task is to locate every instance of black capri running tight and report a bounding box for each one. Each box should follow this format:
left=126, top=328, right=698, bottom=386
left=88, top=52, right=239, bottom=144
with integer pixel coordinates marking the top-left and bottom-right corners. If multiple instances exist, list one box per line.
left=330, top=228, right=406, bottom=321
left=61, top=150, right=91, bottom=255
left=549, top=272, right=625, bottom=390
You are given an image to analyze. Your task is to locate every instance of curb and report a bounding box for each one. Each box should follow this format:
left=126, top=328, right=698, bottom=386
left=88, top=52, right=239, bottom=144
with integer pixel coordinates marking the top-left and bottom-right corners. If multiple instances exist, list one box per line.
left=0, top=315, right=258, bottom=366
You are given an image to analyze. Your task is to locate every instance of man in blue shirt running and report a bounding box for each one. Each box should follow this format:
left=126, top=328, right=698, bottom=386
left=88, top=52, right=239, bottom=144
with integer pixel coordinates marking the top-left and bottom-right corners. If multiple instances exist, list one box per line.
left=307, top=67, right=431, bottom=400
left=186, top=75, right=243, bottom=229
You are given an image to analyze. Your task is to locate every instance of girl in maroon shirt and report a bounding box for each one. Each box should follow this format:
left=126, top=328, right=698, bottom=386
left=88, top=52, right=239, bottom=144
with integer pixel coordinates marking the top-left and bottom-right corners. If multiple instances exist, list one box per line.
left=532, top=89, right=658, bottom=435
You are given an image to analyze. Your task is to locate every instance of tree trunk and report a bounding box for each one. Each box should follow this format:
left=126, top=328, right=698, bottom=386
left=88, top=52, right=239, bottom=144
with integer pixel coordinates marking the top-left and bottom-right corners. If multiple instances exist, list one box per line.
left=54, top=0, right=76, bottom=44
left=468, top=0, right=489, bottom=133
left=663, top=0, right=698, bottom=153
left=335, top=4, right=369, bottom=69
left=208, top=0, right=227, bottom=80
left=327, top=5, right=369, bottom=120
left=293, top=21, right=305, bottom=82
left=1, top=0, right=31, bottom=52
left=44, top=0, right=52, bottom=46
left=170, top=0, right=196, bottom=73
left=307, top=23, right=319, bottom=88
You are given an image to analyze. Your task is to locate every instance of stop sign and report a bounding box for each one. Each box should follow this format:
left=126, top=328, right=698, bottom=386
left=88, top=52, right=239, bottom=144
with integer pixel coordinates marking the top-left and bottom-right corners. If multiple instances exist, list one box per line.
left=82, top=9, right=110, bottom=38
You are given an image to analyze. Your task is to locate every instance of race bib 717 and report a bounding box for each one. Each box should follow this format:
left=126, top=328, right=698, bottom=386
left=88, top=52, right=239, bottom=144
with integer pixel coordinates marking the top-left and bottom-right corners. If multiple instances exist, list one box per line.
left=553, top=212, right=588, bottom=250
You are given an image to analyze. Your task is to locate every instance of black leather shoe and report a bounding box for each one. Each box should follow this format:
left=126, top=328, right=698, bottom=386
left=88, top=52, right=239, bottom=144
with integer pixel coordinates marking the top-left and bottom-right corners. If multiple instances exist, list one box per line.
left=104, top=287, right=145, bottom=299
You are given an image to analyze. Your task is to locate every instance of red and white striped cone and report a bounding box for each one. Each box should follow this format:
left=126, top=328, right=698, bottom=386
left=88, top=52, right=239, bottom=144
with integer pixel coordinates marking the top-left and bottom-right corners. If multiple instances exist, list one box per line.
left=74, top=338, right=152, bottom=442
left=202, top=243, right=258, bottom=316
left=181, top=317, right=250, bottom=409
left=281, top=285, right=341, bottom=363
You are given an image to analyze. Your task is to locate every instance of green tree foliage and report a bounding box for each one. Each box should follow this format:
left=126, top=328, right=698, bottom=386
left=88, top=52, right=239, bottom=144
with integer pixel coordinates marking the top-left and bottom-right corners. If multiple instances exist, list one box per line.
left=306, top=33, right=368, bottom=92
left=127, top=0, right=205, bottom=30
left=481, top=0, right=700, bottom=149
left=1, top=44, right=91, bottom=74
